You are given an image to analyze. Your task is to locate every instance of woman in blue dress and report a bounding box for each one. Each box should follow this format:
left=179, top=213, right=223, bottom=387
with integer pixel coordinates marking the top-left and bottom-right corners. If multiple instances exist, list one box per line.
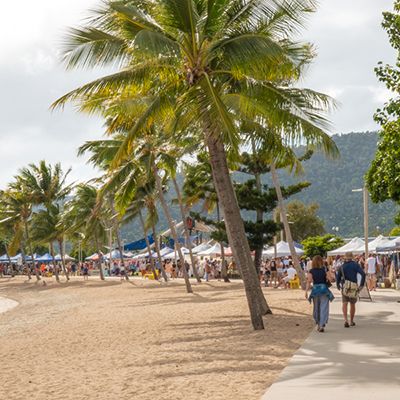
left=305, top=255, right=334, bottom=333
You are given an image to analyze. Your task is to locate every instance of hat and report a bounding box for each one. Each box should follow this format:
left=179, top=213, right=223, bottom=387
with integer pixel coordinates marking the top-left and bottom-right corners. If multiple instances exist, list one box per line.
left=344, top=252, right=353, bottom=260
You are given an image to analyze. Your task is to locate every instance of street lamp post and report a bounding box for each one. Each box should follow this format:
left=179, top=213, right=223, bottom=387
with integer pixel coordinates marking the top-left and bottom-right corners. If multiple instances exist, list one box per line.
left=352, top=185, right=369, bottom=256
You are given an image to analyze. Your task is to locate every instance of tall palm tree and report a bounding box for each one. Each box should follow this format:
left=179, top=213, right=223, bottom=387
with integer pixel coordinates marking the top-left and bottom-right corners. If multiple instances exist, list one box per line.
left=31, top=206, right=66, bottom=282
left=79, top=136, right=192, bottom=289
left=18, top=161, right=72, bottom=280
left=54, top=0, right=337, bottom=329
left=64, top=184, right=109, bottom=280
left=182, top=152, right=230, bottom=282
left=0, top=187, right=38, bottom=280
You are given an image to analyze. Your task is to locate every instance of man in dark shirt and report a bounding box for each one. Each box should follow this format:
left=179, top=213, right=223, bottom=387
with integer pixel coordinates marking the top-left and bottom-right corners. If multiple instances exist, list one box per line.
left=336, top=252, right=366, bottom=328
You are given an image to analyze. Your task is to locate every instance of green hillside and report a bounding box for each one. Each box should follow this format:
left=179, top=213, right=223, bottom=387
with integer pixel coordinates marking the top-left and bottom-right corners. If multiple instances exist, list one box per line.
left=120, top=132, right=397, bottom=242
left=279, top=131, right=397, bottom=237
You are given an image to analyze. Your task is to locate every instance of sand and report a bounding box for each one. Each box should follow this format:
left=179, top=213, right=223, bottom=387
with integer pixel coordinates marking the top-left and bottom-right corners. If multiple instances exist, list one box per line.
left=0, top=295, right=18, bottom=314
left=0, top=276, right=313, bottom=400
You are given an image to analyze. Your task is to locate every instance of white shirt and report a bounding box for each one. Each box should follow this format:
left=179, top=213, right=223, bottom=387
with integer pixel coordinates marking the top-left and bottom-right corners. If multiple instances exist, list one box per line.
left=287, top=266, right=297, bottom=280
left=367, top=257, right=376, bottom=274
left=283, top=259, right=290, bottom=266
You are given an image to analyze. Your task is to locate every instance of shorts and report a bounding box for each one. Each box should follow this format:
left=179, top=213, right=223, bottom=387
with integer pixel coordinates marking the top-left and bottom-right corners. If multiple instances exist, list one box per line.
left=342, top=294, right=358, bottom=304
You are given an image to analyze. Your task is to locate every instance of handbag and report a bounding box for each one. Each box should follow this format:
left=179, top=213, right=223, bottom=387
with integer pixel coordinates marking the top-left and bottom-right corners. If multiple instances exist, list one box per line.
left=341, top=266, right=359, bottom=298
left=326, top=278, right=332, bottom=288
left=324, top=267, right=332, bottom=287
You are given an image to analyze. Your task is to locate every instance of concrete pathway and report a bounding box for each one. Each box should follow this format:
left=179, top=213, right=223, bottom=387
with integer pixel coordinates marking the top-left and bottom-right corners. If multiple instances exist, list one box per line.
left=262, top=289, right=400, bottom=400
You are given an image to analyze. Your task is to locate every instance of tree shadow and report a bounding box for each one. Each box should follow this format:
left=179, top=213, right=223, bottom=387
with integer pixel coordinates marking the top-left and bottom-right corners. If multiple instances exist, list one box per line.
left=273, top=311, right=400, bottom=387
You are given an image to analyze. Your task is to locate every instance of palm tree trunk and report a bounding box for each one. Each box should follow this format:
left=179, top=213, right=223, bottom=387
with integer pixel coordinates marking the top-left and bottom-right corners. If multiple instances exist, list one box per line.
left=151, top=221, right=169, bottom=282
left=216, top=202, right=230, bottom=283
left=138, top=210, right=158, bottom=280
left=115, top=224, right=129, bottom=280
left=254, top=172, right=264, bottom=274
left=94, top=235, right=105, bottom=280
left=152, top=163, right=193, bottom=294
left=50, top=242, right=60, bottom=282
left=5, top=246, right=12, bottom=266
left=58, top=239, right=70, bottom=281
left=206, top=136, right=269, bottom=329
left=171, top=177, right=201, bottom=283
left=23, top=221, right=36, bottom=281
left=270, top=162, right=306, bottom=289
left=110, top=200, right=128, bottom=280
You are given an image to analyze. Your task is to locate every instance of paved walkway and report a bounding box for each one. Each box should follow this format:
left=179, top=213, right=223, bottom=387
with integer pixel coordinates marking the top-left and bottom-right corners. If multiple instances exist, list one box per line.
left=262, top=289, right=400, bottom=400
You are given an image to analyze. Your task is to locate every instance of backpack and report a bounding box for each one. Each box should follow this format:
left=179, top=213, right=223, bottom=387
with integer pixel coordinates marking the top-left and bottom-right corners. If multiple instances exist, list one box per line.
left=341, top=266, right=359, bottom=299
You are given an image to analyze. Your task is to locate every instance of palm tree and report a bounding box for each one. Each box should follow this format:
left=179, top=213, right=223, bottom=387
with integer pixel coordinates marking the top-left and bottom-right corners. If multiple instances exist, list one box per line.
left=182, top=153, right=230, bottom=282
left=18, top=161, right=72, bottom=280
left=54, top=0, right=337, bottom=329
left=64, top=184, right=109, bottom=280
left=0, top=187, right=38, bottom=280
left=79, top=136, right=192, bottom=289
left=31, top=206, right=66, bottom=282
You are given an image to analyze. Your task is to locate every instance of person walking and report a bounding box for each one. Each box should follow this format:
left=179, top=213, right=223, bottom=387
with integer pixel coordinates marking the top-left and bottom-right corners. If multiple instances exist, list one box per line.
left=336, top=252, right=366, bottom=328
left=305, top=255, right=334, bottom=332
left=366, top=254, right=377, bottom=291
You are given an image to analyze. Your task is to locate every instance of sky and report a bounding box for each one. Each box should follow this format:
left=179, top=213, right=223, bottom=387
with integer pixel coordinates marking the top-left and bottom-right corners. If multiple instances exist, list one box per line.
left=0, top=0, right=396, bottom=187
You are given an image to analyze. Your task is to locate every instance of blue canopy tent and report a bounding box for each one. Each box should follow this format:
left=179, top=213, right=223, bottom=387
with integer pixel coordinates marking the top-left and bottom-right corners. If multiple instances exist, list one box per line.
left=124, top=235, right=154, bottom=251
left=36, top=253, right=54, bottom=262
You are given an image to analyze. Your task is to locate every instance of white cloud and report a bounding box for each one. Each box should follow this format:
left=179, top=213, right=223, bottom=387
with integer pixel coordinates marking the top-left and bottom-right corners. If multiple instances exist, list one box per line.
left=0, top=0, right=397, bottom=187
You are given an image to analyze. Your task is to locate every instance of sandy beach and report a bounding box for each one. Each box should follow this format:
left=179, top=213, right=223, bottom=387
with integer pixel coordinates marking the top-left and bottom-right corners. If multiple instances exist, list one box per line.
left=0, top=276, right=313, bottom=400
left=0, top=295, right=18, bottom=314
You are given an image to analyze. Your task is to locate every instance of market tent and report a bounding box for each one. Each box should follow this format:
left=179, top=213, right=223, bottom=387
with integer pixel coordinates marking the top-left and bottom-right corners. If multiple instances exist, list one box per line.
left=355, top=235, right=389, bottom=253
left=54, top=254, right=76, bottom=261
left=327, top=237, right=365, bottom=256
left=85, top=253, right=101, bottom=261
left=160, top=220, right=214, bottom=237
left=262, top=241, right=305, bottom=258
left=124, top=235, right=154, bottom=251
left=223, top=247, right=233, bottom=257
left=162, top=247, right=190, bottom=259
left=36, top=253, right=54, bottom=262
left=197, top=243, right=229, bottom=257
left=376, top=237, right=400, bottom=253
left=159, top=247, right=174, bottom=256
left=104, top=250, right=131, bottom=260
left=191, top=243, right=212, bottom=254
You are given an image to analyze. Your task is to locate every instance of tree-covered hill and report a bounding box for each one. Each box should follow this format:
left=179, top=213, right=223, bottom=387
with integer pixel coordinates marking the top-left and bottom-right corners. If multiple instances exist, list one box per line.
left=273, top=131, right=397, bottom=238
left=120, top=132, right=397, bottom=242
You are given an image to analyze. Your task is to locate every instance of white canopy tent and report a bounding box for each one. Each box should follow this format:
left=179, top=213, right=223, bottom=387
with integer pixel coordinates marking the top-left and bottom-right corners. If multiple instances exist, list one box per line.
left=160, top=220, right=214, bottom=237
left=162, top=247, right=190, bottom=259
left=85, top=253, right=102, bottom=261
left=104, top=250, right=132, bottom=260
left=54, top=254, right=76, bottom=261
left=327, top=237, right=365, bottom=256
left=132, top=246, right=175, bottom=260
left=376, top=237, right=400, bottom=253
left=262, top=241, right=304, bottom=258
left=159, top=247, right=174, bottom=257
left=197, top=243, right=229, bottom=257
left=354, top=235, right=389, bottom=254
left=191, top=243, right=212, bottom=254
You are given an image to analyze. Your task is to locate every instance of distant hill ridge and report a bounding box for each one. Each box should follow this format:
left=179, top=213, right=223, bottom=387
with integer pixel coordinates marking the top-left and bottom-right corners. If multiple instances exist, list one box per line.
left=120, top=132, right=396, bottom=242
